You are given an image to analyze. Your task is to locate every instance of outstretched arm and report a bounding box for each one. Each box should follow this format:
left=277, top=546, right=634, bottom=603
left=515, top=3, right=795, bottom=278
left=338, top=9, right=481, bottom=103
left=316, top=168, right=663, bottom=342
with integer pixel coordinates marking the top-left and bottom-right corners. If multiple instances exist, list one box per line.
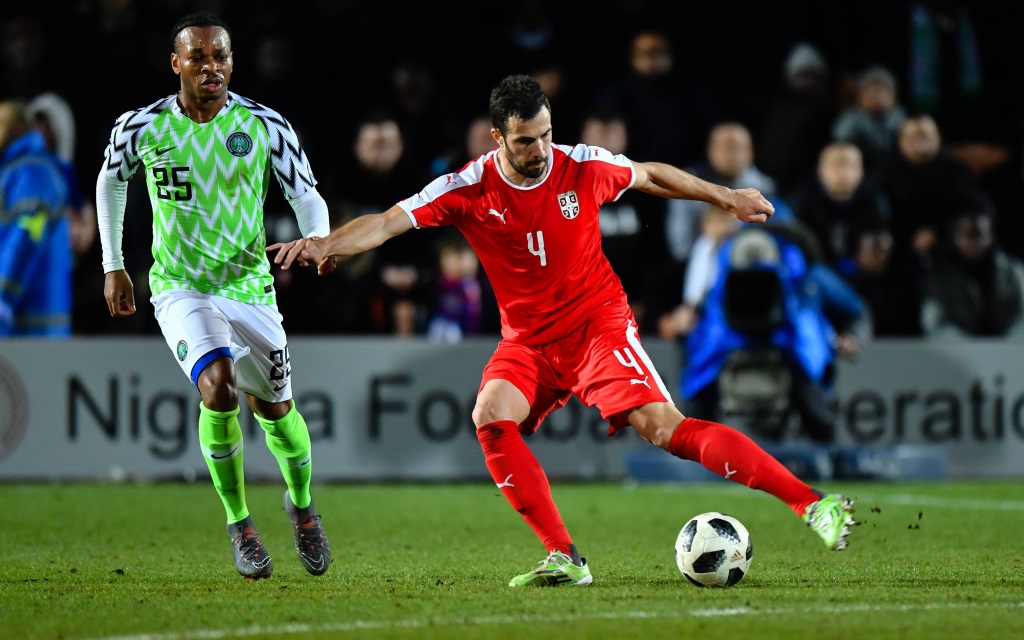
left=632, top=161, right=774, bottom=223
left=268, top=204, right=415, bottom=275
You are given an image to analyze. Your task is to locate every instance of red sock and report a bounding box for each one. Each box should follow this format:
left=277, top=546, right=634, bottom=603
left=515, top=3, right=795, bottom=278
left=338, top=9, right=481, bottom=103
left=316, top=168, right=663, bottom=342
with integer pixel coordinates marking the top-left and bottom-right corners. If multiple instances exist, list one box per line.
left=477, top=420, right=573, bottom=554
left=668, top=417, right=820, bottom=515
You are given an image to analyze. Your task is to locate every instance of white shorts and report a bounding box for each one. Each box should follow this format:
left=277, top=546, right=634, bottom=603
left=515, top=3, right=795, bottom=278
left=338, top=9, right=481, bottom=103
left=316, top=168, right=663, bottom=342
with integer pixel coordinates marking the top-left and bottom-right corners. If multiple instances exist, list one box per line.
left=152, top=290, right=293, bottom=402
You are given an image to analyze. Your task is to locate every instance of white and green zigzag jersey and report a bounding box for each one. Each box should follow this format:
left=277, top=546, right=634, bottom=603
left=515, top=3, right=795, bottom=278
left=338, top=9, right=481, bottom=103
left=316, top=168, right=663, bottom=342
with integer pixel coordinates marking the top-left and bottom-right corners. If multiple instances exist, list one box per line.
left=100, top=93, right=317, bottom=305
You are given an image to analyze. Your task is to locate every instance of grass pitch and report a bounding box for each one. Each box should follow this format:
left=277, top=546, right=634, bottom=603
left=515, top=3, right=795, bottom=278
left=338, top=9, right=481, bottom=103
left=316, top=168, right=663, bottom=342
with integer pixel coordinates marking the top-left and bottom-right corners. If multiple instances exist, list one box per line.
left=1, top=479, right=1022, bottom=639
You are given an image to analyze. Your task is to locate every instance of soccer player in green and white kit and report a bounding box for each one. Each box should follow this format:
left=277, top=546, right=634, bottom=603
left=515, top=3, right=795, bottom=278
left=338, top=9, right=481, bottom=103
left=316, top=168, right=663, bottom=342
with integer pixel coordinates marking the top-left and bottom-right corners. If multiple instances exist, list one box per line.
left=95, top=11, right=331, bottom=580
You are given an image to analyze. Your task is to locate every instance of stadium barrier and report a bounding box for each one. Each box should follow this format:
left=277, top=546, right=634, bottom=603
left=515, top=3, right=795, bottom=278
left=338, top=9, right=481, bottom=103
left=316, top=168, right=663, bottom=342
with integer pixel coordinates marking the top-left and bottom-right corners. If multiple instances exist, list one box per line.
left=1, top=337, right=1022, bottom=481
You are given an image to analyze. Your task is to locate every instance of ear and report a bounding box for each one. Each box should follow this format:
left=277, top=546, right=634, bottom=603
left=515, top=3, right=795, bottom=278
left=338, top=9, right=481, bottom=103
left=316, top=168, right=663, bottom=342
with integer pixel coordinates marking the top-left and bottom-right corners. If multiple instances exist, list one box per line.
left=170, top=52, right=181, bottom=76
left=490, top=128, right=502, bottom=148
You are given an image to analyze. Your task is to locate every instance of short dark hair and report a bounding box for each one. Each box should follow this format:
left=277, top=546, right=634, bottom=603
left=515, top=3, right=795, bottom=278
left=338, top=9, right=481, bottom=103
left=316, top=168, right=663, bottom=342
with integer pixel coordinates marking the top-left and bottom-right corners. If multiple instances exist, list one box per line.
left=488, top=74, right=551, bottom=136
left=171, top=11, right=232, bottom=53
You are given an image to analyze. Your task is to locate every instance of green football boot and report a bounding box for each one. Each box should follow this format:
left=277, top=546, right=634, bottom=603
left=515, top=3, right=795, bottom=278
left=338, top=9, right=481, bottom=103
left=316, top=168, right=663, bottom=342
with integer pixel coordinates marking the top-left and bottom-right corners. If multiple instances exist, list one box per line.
left=509, top=548, right=593, bottom=587
left=803, top=494, right=856, bottom=550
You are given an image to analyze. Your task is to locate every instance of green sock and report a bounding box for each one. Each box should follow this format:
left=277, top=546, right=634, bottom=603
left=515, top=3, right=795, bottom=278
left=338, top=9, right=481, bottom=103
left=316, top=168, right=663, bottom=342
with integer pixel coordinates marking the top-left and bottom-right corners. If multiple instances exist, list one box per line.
left=198, top=403, right=248, bottom=524
left=256, top=405, right=312, bottom=509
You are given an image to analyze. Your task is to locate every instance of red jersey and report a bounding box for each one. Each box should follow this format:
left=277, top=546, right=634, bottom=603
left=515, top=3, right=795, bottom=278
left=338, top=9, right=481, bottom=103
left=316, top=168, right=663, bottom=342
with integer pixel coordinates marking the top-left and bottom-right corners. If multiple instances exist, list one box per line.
left=399, top=144, right=636, bottom=345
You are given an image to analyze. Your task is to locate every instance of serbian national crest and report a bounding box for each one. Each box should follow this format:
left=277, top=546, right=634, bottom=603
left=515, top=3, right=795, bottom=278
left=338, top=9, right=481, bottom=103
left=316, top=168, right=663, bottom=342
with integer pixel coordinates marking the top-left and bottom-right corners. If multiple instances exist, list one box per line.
left=557, top=190, right=579, bottom=219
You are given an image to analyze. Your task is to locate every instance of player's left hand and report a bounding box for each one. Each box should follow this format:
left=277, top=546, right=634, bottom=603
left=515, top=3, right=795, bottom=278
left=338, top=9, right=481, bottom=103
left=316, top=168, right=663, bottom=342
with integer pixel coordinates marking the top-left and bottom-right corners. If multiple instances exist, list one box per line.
left=726, top=188, right=774, bottom=224
left=268, top=237, right=315, bottom=270
left=268, top=237, right=337, bottom=275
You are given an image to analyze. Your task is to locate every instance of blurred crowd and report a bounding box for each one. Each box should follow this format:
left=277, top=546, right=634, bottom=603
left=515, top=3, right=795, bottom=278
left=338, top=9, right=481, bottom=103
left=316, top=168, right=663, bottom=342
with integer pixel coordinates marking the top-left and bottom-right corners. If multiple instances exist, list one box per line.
left=2, top=0, right=1023, bottom=345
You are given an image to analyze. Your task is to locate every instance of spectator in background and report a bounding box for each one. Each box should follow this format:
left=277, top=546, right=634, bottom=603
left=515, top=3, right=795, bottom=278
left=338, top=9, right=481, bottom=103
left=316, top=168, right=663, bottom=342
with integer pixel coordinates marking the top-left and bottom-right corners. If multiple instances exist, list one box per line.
left=872, top=113, right=977, bottom=272
left=660, top=204, right=742, bottom=340
left=25, top=91, right=99, bottom=336
left=0, top=100, right=72, bottom=337
left=593, top=28, right=716, bottom=167
left=665, top=122, right=783, bottom=269
left=757, top=42, right=837, bottom=196
left=334, top=111, right=430, bottom=335
left=579, top=107, right=665, bottom=334
left=831, top=65, right=907, bottom=174
left=920, top=197, right=1024, bottom=340
left=681, top=223, right=868, bottom=444
left=465, top=115, right=501, bottom=164
left=25, top=92, right=95, bottom=261
left=426, top=236, right=484, bottom=343
left=789, top=142, right=891, bottom=276
left=847, top=221, right=924, bottom=337
left=387, top=59, right=459, bottom=177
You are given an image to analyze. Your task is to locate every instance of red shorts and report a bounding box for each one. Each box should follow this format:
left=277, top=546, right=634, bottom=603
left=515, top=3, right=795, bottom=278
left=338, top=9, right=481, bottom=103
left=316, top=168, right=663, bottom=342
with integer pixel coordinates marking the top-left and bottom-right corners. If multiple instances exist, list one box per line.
left=479, top=307, right=672, bottom=436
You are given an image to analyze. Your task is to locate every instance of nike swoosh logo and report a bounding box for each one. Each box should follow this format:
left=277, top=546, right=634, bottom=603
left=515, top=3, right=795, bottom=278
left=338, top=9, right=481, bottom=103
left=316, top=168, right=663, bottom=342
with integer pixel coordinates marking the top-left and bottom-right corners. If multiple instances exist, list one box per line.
left=251, top=555, right=272, bottom=569
left=211, top=446, right=238, bottom=460
left=300, top=552, right=326, bottom=570
left=155, top=147, right=174, bottom=156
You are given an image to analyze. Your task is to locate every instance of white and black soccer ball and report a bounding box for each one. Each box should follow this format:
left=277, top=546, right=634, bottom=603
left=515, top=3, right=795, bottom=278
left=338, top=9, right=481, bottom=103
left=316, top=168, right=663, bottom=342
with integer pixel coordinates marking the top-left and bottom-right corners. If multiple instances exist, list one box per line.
left=675, top=511, right=753, bottom=588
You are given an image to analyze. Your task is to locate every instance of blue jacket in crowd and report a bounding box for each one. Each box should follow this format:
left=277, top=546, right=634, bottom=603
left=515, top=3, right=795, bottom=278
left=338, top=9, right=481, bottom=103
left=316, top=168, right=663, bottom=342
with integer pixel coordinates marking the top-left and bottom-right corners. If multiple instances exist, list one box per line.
left=0, top=129, right=72, bottom=337
left=681, top=227, right=865, bottom=401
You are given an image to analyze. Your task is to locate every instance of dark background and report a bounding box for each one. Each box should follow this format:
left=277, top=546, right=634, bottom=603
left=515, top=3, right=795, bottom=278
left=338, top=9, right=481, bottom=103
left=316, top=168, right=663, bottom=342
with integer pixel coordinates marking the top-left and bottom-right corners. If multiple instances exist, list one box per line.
left=3, top=0, right=1021, bottom=335
left=6, top=0, right=1020, bottom=184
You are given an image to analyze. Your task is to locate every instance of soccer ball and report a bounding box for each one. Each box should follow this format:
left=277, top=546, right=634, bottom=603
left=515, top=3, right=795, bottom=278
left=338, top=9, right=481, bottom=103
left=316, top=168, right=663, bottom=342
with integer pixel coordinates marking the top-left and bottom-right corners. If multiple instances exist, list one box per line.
left=675, top=511, right=753, bottom=588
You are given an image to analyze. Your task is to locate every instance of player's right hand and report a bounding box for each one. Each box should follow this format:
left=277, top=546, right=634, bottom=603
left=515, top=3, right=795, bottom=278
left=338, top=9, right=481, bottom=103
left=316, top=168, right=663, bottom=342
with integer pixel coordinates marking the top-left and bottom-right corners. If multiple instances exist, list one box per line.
left=103, top=269, right=136, bottom=317
left=726, top=188, right=774, bottom=224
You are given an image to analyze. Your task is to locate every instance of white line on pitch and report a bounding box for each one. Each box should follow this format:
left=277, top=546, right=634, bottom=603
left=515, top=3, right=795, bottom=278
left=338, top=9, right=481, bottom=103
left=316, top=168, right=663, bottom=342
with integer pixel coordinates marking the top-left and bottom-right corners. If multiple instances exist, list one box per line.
left=80, top=601, right=1024, bottom=640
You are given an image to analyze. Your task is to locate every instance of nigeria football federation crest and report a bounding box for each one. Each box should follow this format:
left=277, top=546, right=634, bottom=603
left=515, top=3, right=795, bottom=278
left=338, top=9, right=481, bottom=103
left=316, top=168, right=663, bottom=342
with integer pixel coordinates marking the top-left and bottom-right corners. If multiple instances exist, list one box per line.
left=177, top=340, right=188, bottom=361
left=557, top=191, right=579, bottom=219
left=226, top=131, right=253, bottom=157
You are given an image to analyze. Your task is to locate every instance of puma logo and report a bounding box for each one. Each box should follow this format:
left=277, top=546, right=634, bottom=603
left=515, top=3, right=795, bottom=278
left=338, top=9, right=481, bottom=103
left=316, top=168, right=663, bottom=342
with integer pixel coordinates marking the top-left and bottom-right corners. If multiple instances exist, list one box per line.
left=724, top=462, right=737, bottom=479
left=630, top=376, right=650, bottom=388
left=496, top=474, right=514, bottom=488
left=487, top=208, right=507, bottom=224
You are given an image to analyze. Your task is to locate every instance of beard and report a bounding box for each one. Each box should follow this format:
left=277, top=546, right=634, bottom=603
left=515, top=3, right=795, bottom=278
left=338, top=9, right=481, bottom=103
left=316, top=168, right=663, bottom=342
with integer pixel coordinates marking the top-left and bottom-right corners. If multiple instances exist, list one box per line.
left=506, top=152, right=547, bottom=179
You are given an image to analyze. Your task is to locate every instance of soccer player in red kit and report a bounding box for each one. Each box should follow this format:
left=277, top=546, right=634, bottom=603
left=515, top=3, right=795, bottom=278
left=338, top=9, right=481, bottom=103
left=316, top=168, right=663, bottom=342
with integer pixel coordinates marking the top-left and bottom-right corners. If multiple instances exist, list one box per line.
left=269, top=74, right=856, bottom=587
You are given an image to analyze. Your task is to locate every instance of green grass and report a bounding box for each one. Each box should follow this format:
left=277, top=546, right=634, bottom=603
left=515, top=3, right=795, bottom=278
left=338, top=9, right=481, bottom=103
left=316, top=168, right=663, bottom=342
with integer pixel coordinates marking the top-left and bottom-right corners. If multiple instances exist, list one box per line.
left=1, top=480, right=1022, bottom=639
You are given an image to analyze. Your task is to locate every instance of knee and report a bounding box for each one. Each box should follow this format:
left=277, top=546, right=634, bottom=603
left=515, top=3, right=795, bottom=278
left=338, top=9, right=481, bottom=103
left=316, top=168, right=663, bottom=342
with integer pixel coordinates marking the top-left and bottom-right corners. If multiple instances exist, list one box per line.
left=198, top=358, right=238, bottom=411
left=472, top=399, right=504, bottom=428
left=647, top=423, right=678, bottom=450
left=630, top=403, right=685, bottom=450
left=252, top=398, right=292, bottom=422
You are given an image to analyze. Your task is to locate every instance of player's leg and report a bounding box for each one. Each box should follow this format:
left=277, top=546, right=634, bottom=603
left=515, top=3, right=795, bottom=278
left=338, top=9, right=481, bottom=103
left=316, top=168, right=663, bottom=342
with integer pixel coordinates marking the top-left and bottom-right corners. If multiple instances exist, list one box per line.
left=229, top=299, right=330, bottom=575
left=249, top=397, right=312, bottom=510
left=153, top=290, right=271, bottom=579
left=473, top=344, right=591, bottom=586
left=630, top=405, right=855, bottom=549
left=579, top=312, right=855, bottom=550
left=197, top=358, right=247, bottom=523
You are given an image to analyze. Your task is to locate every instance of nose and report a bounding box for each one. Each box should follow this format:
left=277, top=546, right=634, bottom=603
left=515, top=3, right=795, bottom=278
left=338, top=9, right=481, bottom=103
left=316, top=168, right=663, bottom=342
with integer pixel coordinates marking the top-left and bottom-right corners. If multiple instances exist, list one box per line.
left=201, top=58, right=223, bottom=74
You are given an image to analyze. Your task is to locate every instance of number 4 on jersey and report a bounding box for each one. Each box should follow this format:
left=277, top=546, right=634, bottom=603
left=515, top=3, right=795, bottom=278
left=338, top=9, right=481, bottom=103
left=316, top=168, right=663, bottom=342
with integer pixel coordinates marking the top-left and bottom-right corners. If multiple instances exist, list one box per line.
left=527, top=231, right=547, bottom=266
